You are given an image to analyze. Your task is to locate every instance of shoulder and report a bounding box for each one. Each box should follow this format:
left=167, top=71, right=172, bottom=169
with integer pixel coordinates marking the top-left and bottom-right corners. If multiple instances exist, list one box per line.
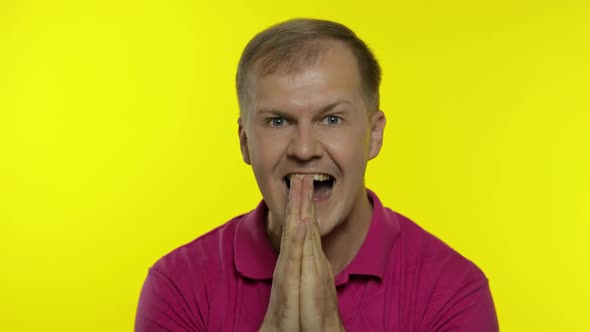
left=135, top=213, right=248, bottom=331
left=386, top=210, right=498, bottom=330
left=151, top=213, right=246, bottom=282
left=390, top=209, right=486, bottom=283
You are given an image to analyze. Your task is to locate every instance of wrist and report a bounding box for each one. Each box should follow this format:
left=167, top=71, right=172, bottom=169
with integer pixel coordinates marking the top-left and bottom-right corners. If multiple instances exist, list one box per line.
left=326, top=314, right=345, bottom=332
left=258, top=323, right=272, bottom=332
left=258, top=318, right=276, bottom=332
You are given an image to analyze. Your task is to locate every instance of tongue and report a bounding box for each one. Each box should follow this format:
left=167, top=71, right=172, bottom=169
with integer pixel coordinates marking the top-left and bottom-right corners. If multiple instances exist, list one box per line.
left=313, top=181, right=332, bottom=198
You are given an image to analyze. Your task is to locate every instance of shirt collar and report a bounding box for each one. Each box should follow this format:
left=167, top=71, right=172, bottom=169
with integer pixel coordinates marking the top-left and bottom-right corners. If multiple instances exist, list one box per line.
left=334, top=189, right=400, bottom=285
left=234, top=199, right=278, bottom=280
left=234, top=189, right=400, bottom=282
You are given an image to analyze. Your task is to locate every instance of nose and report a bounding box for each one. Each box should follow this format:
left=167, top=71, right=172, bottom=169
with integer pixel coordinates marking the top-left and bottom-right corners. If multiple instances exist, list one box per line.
left=286, top=124, right=323, bottom=161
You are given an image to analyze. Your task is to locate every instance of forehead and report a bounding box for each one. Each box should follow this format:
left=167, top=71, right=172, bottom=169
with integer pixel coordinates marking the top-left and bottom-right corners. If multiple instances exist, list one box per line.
left=253, top=42, right=364, bottom=113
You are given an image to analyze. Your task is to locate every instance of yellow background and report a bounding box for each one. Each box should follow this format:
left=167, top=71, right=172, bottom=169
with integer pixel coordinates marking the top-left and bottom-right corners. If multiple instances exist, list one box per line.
left=1, top=0, right=589, bottom=330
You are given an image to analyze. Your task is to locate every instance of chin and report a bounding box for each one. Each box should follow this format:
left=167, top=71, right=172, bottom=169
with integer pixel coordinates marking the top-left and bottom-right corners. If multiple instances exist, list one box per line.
left=317, top=211, right=343, bottom=237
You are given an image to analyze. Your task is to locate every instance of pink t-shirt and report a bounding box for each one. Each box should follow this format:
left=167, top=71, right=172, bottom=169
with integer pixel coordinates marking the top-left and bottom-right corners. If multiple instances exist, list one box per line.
left=135, top=190, right=498, bottom=331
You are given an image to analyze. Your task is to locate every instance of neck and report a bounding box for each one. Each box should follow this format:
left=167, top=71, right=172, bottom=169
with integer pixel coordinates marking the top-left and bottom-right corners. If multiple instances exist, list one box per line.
left=321, top=190, right=373, bottom=276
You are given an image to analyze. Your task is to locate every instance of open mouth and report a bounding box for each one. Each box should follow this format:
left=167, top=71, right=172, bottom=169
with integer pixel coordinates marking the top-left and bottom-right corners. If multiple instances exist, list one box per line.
left=283, top=174, right=335, bottom=198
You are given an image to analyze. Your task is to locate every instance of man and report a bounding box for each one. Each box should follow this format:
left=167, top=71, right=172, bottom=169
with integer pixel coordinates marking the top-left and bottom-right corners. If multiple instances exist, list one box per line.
left=136, top=18, right=499, bottom=331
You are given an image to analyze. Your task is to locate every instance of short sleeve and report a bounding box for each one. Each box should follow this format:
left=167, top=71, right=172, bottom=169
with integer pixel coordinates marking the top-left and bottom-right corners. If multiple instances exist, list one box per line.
left=135, top=267, right=206, bottom=332
left=426, top=278, right=499, bottom=332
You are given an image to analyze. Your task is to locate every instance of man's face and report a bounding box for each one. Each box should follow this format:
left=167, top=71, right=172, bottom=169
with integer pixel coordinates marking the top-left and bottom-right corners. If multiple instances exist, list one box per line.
left=239, top=41, right=385, bottom=237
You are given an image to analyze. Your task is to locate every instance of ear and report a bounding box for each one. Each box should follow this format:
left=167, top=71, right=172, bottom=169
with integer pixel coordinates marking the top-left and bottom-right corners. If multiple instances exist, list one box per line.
left=368, top=110, right=386, bottom=160
left=238, top=117, right=251, bottom=165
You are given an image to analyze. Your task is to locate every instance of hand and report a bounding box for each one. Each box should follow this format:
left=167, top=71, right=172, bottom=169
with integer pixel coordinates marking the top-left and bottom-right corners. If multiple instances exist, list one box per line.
left=299, top=176, right=344, bottom=331
left=260, top=175, right=344, bottom=332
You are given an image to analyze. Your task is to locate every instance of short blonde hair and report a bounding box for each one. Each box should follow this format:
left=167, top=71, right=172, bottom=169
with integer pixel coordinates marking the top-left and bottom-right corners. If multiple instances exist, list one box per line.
left=236, top=18, right=382, bottom=120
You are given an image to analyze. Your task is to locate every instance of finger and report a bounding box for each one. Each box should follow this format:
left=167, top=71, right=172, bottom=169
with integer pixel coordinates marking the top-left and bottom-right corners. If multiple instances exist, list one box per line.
left=301, top=176, right=319, bottom=282
left=282, top=175, right=302, bottom=252
left=283, top=220, right=307, bottom=285
left=311, top=214, right=335, bottom=282
left=277, top=175, right=302, bottom=272
left=300, top=218, right=320, bottom=312
left=310, top=215, right=325, bottom=274
left=301, top=218, right=316, bottom=275
left=268, top=220, right=305, bottom=330
left=300, top=175, right=314, bottom=222
left=300, top=175, right=322, bottom=271
left=278, top=219, right=288, bottom=260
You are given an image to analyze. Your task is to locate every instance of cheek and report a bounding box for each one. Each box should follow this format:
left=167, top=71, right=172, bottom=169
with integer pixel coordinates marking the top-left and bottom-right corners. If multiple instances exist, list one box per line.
left=249, top=132, right=287, bottom=169
left=325, top=130, right=370, bottom=167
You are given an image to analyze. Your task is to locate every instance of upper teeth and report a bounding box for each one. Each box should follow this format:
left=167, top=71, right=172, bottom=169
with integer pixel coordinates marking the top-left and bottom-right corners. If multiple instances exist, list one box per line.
left=288, top=173, right=332, bottom=181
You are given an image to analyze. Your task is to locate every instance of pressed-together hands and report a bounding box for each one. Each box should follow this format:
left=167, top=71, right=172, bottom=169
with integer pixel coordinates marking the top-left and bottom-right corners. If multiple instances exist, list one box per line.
left=259, top=175, right=344, bottom=332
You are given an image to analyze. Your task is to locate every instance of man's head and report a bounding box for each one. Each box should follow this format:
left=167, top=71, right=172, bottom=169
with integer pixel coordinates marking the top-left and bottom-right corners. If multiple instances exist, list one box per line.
left=236, top=18, right=386, bottom=239
left=236, top=18, right=382, bottom=122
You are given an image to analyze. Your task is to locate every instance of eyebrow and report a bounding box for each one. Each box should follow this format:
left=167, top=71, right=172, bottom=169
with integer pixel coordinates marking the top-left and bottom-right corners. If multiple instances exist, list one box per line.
left=257, top=100, right=353, bottom=118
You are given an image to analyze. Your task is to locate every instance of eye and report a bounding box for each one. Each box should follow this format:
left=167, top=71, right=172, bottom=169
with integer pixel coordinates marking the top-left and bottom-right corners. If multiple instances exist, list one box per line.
left=323, top=115, right=342, bottom=125
left=269, top=117, right=290, bottom=127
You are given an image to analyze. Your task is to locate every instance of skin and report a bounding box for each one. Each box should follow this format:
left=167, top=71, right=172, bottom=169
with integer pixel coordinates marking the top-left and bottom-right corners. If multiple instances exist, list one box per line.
left=261, top=175, right=344, bottom=331
left=238, top=40, right=386, bottom=331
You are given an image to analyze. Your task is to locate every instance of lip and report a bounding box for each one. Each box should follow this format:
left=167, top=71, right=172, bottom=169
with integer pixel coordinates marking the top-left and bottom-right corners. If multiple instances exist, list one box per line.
left=283, top=172, right=336, bottom=179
